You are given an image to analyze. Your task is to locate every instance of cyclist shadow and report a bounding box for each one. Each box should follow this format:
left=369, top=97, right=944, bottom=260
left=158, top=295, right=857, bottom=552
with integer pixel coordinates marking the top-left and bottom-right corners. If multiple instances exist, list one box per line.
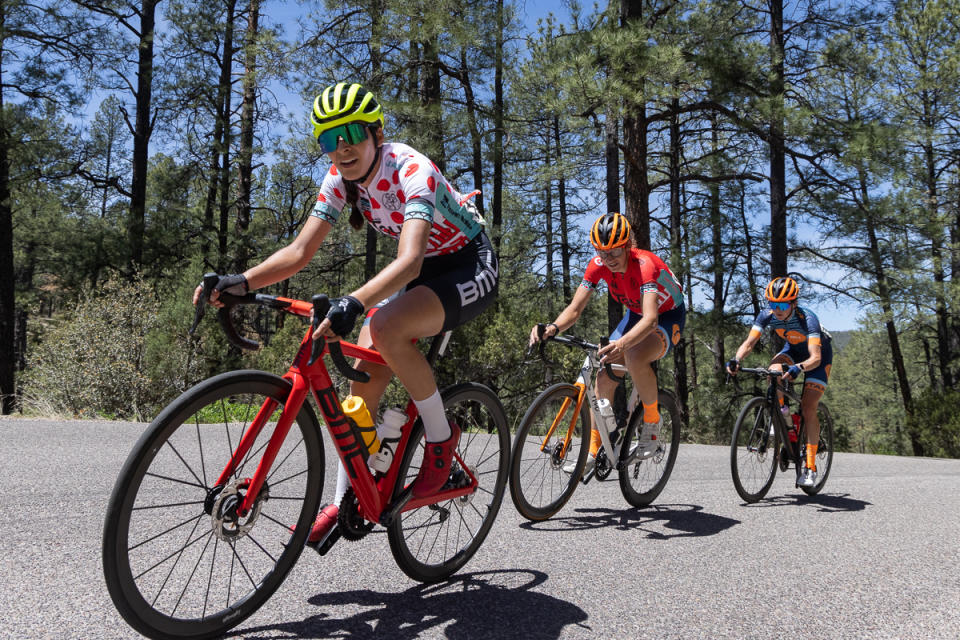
left=520, top=503, right=740, bottom=539
left=746, top=492, right=871, bottom=512
left=234, top=569, right=587, bottom=640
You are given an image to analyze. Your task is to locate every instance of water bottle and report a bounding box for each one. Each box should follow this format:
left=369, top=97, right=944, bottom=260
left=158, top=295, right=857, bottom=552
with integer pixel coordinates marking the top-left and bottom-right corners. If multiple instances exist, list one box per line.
left=789, top=413, right=801, bottom=443
left=370, top=407, right=406, bottom=473
left=342, top=395, right=379, bottom=458
left=597, top=398, right=616, bottom=434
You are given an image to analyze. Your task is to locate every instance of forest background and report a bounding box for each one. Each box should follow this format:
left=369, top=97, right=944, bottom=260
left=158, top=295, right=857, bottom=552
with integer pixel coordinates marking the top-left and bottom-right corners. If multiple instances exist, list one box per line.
left=3, top=0, right=960, bottom=458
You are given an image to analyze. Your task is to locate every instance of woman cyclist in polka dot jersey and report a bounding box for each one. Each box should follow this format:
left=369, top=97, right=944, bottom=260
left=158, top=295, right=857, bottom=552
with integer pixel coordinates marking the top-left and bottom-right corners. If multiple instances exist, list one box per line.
left=195, top=82, right=498, bottom=547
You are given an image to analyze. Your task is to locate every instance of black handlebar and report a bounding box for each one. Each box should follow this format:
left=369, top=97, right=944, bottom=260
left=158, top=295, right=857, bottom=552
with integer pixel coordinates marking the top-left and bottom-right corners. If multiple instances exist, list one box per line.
left=192, top=272, right=370, bottom=383
left=532, top=324, right=601, bottom=366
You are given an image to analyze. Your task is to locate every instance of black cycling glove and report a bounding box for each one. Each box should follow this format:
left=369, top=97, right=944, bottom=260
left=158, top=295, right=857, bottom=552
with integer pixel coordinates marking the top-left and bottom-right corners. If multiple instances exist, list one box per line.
left=786, top=364, right=803, bottom=380
left=326, top=295, right=364, bottom=337
left=726, top=358, right=740, bottom=373
left=213, top=273, right=249, bottom=297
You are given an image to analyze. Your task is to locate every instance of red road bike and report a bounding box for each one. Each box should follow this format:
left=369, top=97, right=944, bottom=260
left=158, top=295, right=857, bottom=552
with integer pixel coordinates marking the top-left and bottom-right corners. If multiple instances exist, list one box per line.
left=101, top=275, right=510, bottom=639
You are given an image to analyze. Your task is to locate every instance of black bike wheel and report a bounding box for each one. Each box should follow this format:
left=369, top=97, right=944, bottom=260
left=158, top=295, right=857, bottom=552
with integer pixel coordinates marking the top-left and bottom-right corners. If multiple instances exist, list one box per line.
left=800, top=402, right=834, bottom=495
left=388, top=382, right=509, bottom=582
left=102, top=370, right=324, bottom=640
left=508, top=383, right=590, bottom=521
left=618, top=389, right=681, bottom=508
left=730, top=396, right=778, bottom=503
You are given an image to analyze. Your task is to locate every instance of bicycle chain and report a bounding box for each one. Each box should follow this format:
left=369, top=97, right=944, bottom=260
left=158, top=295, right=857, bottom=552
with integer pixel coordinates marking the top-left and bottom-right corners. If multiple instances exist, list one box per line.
left=337, top=488, right=375, bottom=541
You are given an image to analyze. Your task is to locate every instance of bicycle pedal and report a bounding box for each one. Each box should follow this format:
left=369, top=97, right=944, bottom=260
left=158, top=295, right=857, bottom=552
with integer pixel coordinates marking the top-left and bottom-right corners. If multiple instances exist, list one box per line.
left=307, top=525, right=341, bottom=556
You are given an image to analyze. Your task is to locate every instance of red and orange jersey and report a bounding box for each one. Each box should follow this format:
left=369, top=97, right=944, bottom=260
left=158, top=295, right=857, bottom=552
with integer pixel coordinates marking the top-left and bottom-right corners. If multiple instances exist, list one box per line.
left=580, top=248, right=683, bottom=315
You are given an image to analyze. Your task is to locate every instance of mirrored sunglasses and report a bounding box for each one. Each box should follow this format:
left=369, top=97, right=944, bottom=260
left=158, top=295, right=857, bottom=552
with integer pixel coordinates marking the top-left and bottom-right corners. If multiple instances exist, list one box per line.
left=316, top=122, right=370, bottom=153
left=769, top=301, right=792, bottom=311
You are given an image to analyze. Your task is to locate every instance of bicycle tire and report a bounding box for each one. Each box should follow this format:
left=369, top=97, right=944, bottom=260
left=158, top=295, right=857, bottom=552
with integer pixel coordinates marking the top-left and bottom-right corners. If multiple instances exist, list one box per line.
left=730, top=396, right=778, bottom=503
left=618, top=389, right=681, bottom=508
left=102, top=370, right=325, bottom=640
left=800, top=402, right=834, bottom=495
left=508, top=383, right=590, bottom=521
left=387, top=382, right=509, bottom=582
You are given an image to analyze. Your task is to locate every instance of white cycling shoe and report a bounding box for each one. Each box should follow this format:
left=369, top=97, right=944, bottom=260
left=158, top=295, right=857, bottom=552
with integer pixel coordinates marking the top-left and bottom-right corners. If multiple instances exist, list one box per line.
left=797, top=468, right=818, bottom=488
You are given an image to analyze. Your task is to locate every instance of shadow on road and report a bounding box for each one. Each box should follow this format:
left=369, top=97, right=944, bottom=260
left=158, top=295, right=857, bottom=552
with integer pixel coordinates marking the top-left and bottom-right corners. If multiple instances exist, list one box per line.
left=519, top=503, right=740, bottom=538
left=743, top=492, right=871, bottom=512
left=234, top=568, right=587, bottom=640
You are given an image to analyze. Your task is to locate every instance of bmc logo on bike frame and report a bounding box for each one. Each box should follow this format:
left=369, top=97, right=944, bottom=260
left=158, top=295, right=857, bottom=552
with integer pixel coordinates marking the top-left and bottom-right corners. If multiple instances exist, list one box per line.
left=314, top=385, right=366, bottom=479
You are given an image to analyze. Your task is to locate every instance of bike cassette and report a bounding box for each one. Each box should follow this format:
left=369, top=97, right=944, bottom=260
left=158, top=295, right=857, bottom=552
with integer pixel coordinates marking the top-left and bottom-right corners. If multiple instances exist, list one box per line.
left=594, top=447, right=613, bottom=481
left=338, top=489, right=375, bottom=541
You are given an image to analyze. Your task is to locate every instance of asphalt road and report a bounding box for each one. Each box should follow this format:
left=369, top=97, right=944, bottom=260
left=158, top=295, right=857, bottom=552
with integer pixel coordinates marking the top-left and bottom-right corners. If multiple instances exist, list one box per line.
left=2, top=417, right=959, bottom=640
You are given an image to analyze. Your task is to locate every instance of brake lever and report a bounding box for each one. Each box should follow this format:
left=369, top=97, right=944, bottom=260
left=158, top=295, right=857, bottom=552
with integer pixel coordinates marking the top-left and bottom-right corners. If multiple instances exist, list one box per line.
left=188, top=272, right=221, bottom=336
left=308, top=295, right=330, bottom=366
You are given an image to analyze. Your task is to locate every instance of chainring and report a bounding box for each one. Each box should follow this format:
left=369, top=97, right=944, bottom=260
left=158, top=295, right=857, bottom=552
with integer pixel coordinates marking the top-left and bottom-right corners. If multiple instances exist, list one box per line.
left=338, top=488, right=375, bottom=541
left=595, top=447, right=613, bottom=480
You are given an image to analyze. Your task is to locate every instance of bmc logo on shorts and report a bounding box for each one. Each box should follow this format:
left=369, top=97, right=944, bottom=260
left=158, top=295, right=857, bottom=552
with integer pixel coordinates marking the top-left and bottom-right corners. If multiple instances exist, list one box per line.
left=457, top=268, right=497, bottom=305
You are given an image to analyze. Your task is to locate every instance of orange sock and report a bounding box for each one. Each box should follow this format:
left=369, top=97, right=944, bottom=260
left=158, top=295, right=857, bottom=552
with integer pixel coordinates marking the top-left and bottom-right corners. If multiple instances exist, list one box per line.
left=642, top=402, right=660, bottom=423
left=806, top=443, right=818, bottom=471
left=589, top=429, right=602, bottom=456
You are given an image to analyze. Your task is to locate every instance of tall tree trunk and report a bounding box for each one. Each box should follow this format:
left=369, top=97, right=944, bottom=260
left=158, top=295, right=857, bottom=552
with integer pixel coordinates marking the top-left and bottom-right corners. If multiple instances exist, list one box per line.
left=709, top=114, right=726, bottom=381
left=217, top=0, right=237, bottom=273
left=419, top=36, right=443, bottom=170
left=491, top=0, right=504, bottom=251
left=620, top=0, right=650, bottom=250
left=364, top=0, right=384, bottom=281
left=669, top=101, right=688, bottom=428
left=0, top=40, right=14, bottom=413
left=553, top=116, right=571, bottom=299
left=128, top=0, right=160, bottom=272
left=544, top=143, right=554, bottom=295
left=605, top=110, right=623, bottom=335
left=740, top=184, right=761, bottom=318
left=235, top=0, right=259, bottom=273
left=460, top=49, right=485, bottom=221
left=859, top=171, right=918, bottom=453
left=768, top=0, right=787, bottom=278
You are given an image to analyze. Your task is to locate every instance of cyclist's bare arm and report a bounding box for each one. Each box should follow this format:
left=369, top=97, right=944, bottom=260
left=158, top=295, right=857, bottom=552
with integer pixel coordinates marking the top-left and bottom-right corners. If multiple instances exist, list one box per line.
left=728, top=330, right=761, bottom=374
left=192, top=217, right=332, bottom=306
left=529, top=285, right=592, bottom=345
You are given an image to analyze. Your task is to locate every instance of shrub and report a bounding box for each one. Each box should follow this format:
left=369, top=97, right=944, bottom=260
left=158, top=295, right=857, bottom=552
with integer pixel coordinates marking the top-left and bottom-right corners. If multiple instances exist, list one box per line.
left=21, top=277, right=203, bottom=420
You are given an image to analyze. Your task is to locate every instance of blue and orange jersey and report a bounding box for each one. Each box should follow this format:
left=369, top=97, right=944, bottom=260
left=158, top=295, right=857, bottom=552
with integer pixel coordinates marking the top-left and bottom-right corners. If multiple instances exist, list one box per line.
left=580, top=248, right=683, bottom=315
left=749, top=306, right=831, bottom=348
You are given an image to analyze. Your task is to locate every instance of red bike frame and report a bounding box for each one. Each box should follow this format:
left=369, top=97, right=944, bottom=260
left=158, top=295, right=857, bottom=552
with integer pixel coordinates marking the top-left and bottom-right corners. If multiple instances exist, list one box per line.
left=208, top=297, right=478, bottom=524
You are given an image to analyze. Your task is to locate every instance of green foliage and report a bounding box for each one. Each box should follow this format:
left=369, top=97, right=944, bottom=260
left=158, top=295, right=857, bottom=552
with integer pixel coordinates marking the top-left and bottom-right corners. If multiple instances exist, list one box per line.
left=907, top=388, right=960, bottom=459
left=20, top=277, right=202, bottom=420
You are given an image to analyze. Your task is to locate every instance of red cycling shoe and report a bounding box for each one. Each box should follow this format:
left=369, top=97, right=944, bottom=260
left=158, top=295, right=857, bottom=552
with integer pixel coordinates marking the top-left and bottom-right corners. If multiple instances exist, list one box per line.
left=411, top=422, right=461, bottom=499
left=307, top=503, right=339, bottom=544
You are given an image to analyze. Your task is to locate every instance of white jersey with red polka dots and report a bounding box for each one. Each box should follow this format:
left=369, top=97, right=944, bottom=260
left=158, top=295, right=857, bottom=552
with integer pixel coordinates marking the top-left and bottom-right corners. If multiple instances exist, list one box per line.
left=311, top=142, right=484, bottom=257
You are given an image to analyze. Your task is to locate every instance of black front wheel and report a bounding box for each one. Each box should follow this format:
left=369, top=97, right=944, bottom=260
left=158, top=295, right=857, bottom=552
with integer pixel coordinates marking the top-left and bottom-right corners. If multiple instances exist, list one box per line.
left=387, top=383, right=510, bottom=582
left=730, top=396, right=778, bottom=503
left=102, top=370, right=325, bottom=640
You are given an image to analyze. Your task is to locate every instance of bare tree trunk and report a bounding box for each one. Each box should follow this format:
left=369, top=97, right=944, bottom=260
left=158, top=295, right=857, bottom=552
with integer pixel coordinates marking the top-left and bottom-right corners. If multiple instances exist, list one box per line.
left=0, top=72, right=14, bottom=413
left=709, top=115, right=726, bottom=381
left=768, top=0, right=787, bottom=278
left=604, top=110, right=623, bottom=335
left=491, top=0, right=504, bottom=250
left=553, top=116, right=571, bottom=299
left=127, top=0, right=160, bottom=272
left=419, top=36, right=444, bottom=170
left=669, top=101, right=688, bottom=427
left=235, top=0, right=259, bottom=274
left=460, top=49, right=485, bottom=221
left=217, top=0, right=237, bottom=273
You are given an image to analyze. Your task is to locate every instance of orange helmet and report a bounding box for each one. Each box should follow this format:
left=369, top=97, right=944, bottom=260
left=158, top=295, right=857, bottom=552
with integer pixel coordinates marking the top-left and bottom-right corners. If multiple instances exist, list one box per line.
left=590, top=213, right=631, bottom=251
left=765, top=276, right=799, bottom=302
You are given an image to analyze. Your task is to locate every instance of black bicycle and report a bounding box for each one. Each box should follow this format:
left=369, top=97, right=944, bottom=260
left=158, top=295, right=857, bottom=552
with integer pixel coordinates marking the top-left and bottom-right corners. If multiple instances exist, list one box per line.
left=729, top=367, right=834, bottom=503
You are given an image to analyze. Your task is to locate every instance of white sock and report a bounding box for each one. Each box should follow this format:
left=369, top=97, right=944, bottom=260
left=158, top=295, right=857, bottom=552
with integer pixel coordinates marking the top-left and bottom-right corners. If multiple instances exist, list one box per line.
left=334, top=462, right=348, bottom=506
left=414, top=390, right=451, bottom=442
